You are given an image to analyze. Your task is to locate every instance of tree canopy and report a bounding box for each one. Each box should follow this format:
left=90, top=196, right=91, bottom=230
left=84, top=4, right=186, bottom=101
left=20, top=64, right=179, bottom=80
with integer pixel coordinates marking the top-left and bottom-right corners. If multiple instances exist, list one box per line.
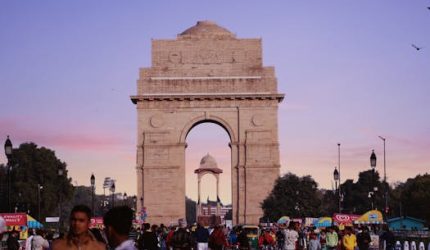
left=261, top=173, right=321, bottom=221
left=2, top=142, right=73, bottom=221
left=388, top=174, right=430, bottom=223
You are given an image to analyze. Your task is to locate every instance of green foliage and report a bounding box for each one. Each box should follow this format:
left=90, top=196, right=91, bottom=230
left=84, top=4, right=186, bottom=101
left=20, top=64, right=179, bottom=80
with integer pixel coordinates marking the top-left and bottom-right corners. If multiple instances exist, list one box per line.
left=261, top=173, right=321, bottom=221
left=7, top=142, right=73, bottom=222
left=389, top=174, right=430, bottom=224
left=186, top=197, right=196, bottom=225
left=340, top=170, right=385, bottom=214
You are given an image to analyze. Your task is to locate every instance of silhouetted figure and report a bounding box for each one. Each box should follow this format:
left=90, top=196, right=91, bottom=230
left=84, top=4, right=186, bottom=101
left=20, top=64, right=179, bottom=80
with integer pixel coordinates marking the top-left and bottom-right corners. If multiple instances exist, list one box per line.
left=237, top=227, right=250, bottom=250
left=7, top=230, right=20, bottom=250
left=141, top=223, right=158, bottom=250
left=357, top=227, right=371, bottom=250
left=170, top=219, right=193, bottom=250
left=104, top=206, right=137, bottom=250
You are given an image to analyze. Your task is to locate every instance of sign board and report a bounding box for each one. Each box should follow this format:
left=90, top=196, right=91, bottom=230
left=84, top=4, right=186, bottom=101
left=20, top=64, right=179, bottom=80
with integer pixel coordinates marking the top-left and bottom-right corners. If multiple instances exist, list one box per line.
left=90, top=217, right=104, bottom=228
left=0, top=213, right=27, bottom=226
left=45, top=217, right=60, bottom=223
left=333, top=213, right=360, bottom=226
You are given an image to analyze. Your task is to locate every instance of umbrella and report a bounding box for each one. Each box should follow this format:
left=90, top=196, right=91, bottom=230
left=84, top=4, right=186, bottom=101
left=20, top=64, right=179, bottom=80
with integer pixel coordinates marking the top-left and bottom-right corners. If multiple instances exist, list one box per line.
left=277, top=216, right=290, bottom=225
left=27, top=215, right=43, bottom=229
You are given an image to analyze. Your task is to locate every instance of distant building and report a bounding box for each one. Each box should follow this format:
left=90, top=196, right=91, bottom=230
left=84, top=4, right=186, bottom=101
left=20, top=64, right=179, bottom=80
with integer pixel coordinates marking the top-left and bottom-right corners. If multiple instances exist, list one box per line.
left=200, top=199, right=232, bottom=222
left=387, top=216, right=426, bottom=231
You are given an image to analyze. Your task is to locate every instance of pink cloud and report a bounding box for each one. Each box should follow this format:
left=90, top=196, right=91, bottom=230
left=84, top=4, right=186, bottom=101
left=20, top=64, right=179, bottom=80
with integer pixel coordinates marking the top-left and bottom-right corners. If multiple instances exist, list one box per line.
left=0, top=117, right=129, bottom=152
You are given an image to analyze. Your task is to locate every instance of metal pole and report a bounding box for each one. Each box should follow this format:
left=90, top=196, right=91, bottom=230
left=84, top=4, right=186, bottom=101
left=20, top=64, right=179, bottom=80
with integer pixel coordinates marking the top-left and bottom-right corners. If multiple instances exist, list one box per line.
left=58, top=194, right=61, bottom=232
left=111, top=191, right=114, bottom=208
left=335, top=180, right=340, bottom=213
left=7, top=164, right=11, bottom=212
left=379, top=136, right=388, bottom=214
left=92, top=186, right=95, bottom=215
left=38, top=184, right=41, bottom=222
left=338, top=143, right=341, bottom=212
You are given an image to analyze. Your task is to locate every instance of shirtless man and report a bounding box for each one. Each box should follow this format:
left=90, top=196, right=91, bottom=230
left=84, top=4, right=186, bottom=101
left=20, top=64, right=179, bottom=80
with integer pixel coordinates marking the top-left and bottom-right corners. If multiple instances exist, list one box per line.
left=52, top=205, right=106, bottom=250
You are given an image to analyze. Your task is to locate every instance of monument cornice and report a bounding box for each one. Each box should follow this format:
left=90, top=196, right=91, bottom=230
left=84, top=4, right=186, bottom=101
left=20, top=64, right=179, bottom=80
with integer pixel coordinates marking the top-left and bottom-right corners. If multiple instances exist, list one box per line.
left=131, top=93, right=284, bottom=104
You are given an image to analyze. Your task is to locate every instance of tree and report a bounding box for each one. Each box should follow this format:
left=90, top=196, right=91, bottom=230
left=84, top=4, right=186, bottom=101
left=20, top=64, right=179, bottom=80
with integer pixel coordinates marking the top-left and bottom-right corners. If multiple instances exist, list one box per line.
left=8, top=142, right=73, bottom=222
left=340, top=170, right=384, bottom=214
left=186, top=197, right=196, bottom=225
left=390, top=174, right=430, bottom=223
left=261, top=173, right=321, bottom=221
left=320, top=189, right=338, bottom=215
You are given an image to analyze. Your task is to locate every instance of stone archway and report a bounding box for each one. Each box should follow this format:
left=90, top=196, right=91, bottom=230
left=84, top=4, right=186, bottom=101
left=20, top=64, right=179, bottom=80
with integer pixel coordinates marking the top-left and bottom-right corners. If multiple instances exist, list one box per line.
left=131, top=21, right=284, bottom=225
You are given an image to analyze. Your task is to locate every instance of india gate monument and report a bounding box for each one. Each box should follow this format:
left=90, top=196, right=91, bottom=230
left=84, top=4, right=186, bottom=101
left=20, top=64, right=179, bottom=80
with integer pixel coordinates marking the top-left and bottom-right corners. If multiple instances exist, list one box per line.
left=131, top=21, right=284, bottom=225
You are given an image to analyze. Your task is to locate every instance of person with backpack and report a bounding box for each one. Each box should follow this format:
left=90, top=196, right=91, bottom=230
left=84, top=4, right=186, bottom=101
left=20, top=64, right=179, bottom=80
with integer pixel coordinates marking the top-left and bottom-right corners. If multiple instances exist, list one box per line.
left=276, top=227, right=286, bottom=250
left=170, top=219, right=193, bottom=250
left=228, top=229, right=238, bottom=249
left=209, top=225, right=227, bottom=250
left=194, top=223, right=209, bottom=250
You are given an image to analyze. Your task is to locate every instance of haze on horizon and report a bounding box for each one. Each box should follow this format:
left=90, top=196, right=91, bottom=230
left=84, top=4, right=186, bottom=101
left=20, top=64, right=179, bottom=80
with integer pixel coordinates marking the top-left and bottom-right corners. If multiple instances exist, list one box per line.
left=1, top=1, right=429, bottom=204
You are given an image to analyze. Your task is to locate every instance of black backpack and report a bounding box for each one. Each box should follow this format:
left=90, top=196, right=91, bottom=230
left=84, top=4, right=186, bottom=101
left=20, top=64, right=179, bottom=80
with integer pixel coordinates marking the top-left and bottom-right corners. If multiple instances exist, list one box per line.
left=276, top=231, right=285, bottom=241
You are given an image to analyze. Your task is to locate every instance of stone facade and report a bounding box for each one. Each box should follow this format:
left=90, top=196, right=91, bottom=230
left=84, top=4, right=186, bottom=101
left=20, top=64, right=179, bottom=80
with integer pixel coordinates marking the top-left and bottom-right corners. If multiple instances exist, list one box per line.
left=131, top=21, right=284, bottom=225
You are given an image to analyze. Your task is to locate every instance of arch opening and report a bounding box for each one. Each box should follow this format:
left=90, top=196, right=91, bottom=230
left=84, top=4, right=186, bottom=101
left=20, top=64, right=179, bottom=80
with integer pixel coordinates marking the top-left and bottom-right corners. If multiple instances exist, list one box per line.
left=185, top=122, right=232, bottom=225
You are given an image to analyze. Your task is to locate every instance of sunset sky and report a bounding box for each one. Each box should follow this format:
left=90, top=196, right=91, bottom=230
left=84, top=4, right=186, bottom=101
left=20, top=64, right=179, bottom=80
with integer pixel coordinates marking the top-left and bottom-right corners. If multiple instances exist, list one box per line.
left=1, top=1, right=429, bottom=205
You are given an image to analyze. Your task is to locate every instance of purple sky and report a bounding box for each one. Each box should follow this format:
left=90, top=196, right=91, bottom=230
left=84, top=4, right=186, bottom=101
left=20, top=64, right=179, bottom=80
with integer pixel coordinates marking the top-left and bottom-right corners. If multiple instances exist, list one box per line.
left=1, top=1, right=429, bottom=204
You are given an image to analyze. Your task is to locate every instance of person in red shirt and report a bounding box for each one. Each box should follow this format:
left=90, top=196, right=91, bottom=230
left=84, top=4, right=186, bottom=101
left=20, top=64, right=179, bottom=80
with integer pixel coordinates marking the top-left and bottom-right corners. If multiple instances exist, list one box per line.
left=258, top=229, right=275, bottom=249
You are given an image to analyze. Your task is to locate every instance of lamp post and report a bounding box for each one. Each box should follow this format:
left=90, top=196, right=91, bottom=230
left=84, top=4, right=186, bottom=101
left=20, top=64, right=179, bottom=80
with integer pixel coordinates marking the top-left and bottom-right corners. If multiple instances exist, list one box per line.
left=370, top=150, right=377, bottom=209
left=110, top=182, right=115, bottom=208
left=58, top=166, right=64, bottom=232
left=379, top=136, right=388, bottom=214
left=123, top=192, right=128, bottom=206
left=333, top=167, right=340, bottom=213
left=90, top=173, right=95, bottom=215
left=337, top=143, right=342, bottom=212
left=4, top=136, right=13, bottom=212
left=132, top=195, right=137, bottom=211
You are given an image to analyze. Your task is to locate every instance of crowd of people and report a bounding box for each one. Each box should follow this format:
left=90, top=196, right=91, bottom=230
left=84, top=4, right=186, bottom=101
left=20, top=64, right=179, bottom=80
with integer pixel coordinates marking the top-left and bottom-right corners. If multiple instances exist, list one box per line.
left=2, top=207, right=397, bottom=250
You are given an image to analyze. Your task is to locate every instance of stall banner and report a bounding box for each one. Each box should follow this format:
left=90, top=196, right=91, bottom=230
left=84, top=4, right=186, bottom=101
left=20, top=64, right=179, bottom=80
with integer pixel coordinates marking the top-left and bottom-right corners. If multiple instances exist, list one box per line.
left=333, top=213, right=360, bottom=226
left=305, top=217, right=319, bottom=227
left=0, top=213, right=27, bottom=226
left=354, top=210, right=383, bottom=224
left=313, top=217, right=333, bottom=228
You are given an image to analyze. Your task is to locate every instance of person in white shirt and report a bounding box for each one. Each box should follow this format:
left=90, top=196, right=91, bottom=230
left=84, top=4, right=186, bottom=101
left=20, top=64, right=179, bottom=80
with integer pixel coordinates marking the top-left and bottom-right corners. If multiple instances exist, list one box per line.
left=283, top=222, right=298, bottom=250
left=31, top=229, right=50, bottom=250
left=104, top=206, right=137, bottom=250
left=25, top=230, right=35, bottom=250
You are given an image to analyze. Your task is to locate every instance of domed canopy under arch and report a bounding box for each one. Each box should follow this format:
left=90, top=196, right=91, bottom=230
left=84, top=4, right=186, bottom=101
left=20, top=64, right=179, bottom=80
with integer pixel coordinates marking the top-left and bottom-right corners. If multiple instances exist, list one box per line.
left=195, top=153, right=223, bottom=174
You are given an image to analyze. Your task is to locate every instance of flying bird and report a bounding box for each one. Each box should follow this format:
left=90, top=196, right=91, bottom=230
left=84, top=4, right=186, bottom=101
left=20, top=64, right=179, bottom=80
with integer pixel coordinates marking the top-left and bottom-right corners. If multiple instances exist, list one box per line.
left=411, top=44, right=423, bottom=51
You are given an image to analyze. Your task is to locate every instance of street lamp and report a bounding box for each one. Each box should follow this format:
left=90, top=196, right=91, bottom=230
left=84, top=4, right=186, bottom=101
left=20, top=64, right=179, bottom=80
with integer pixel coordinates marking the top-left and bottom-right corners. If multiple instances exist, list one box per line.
left=4, top=136, right=13, bottom=212
left=333, top=167, right=340, bottom=213
left=90, top=173, right=95, bottom=215
left=110, top=182, right=116, bottom=208
left=370, top=150, right=377, bottom=209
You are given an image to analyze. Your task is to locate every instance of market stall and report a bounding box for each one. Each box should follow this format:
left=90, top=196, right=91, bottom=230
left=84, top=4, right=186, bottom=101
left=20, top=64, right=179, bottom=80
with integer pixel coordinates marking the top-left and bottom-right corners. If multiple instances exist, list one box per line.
left=354, top=210, right=384, bottom=225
